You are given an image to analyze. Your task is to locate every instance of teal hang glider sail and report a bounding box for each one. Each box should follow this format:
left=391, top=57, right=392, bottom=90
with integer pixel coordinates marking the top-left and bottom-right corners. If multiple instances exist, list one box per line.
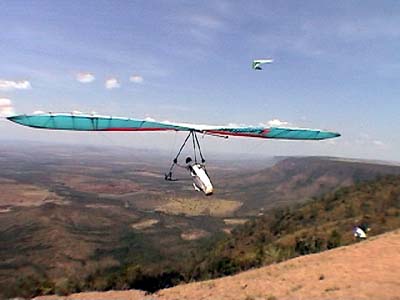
left=7, top=112, right=340, bottom=140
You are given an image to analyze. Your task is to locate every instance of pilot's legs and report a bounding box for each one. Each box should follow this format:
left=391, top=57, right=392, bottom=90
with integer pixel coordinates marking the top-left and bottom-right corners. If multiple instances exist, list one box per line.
left=192, top=183, right=201, bottom=191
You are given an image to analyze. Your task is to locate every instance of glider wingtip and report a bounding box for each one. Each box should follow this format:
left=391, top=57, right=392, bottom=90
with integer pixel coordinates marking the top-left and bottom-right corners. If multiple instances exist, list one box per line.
left=6, top=114, right=27, bottom=126
left=6, top=115, right=18, bottom=122
left=325, top=131, right=341, bottom=139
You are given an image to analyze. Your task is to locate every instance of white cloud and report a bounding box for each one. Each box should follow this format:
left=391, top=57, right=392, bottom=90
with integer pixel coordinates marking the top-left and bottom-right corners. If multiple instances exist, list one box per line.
left=169, top=13, right=227, bottom=48
left=33, top=110, right=45, bottom=114
left=336, top=17, right=400, bottom=40
left=373, top=140, right=385, bottom=146
left=0, top=98, right=15, bottom=117
left=76, top=72, right=95, bottom=83
left=129, top=75, right=144, bottom=84
left=0, top=80, right=31, bottom=91
left=190, top=15, right=225, bottom=30
left=356, top=134, right=387, bottom=148
left=324, top=139, right=337, bottom=145
left=265, top=119, right=290, bottom=127
left=105, top=78, right=120, bottom=89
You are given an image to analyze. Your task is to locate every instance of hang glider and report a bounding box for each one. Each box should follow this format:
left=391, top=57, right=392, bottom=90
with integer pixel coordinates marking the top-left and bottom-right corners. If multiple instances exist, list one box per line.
left=8, top=112, right=340, bottom=196
left=7, top=112, right=340, bottom=140
left=252, top=59, right=273, bottom=70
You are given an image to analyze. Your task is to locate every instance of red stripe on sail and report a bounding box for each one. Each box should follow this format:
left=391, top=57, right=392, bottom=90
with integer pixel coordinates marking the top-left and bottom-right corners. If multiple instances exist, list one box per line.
left=99, top=128, right=175, bottom=132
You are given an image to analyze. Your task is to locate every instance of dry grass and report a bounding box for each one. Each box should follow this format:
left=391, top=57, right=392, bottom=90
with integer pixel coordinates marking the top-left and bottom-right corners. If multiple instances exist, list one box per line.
left=55, top=174, right=141, bottom=195
left=0, top=178, right=16, bottom=183
left=85, top=204, right=118, bottom=210
left=36, top=290, right=146, bottom=300
left=131, top=219, right=159, bottom=230
left=0, top=182, right=65, bottom=207
left=223, top=218, right=248, bottom=225
left=180, top=229, right=209, bottom=240
left=222, top=228, right=233, bottom=234
left=155, top=197, right=242, bottom=217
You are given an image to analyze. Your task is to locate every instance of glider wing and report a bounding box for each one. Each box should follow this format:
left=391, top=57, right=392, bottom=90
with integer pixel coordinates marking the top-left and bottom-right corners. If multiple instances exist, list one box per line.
left=7, top=113, right=192, bottom=132
left=202, top=126, right=340, bottom=140
left=7, top=113, right=340, bottom=140
left=252, top=59, right=273, bottom=70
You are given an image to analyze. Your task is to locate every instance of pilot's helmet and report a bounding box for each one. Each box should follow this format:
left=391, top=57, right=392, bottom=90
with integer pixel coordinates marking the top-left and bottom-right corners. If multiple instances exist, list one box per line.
left=185, top=157, right=192, bottom=164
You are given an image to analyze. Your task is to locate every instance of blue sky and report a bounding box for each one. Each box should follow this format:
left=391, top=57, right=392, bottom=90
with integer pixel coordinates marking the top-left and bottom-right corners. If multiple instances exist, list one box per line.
left=0, top=1, right=399, bottom=161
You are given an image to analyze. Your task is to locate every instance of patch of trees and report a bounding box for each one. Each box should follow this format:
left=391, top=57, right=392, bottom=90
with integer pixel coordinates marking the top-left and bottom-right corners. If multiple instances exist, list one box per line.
left=83, top=265, right=184, bottom=293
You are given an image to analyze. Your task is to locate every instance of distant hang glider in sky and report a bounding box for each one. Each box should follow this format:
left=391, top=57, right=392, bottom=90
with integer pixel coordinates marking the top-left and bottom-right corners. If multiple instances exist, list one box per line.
left=8, top=113, right=340, bottom=195
left=252, top=59, right=273, bottom=70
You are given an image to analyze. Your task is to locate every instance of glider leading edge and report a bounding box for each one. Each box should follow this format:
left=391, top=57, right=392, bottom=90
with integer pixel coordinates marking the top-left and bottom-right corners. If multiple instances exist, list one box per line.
left=7, top=113, right=340, bottom=195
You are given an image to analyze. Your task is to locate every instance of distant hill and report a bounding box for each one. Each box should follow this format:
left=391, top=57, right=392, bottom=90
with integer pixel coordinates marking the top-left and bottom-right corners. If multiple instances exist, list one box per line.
left=219, top=156, right=400, bottom=214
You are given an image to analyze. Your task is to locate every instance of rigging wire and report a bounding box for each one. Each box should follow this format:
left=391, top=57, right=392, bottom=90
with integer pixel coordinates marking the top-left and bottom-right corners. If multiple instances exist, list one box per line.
left=165, top=130, right=207, bottom=181
left=165, top=131, right=192, bottom=180
left=192, top=131, right=197, bottom=163
left=194, top=132, right=206, bottom=163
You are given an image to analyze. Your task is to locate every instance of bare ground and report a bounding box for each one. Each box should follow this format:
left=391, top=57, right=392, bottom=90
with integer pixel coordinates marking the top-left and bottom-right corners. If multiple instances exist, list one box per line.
left=131, top=219, right=160, bottom=230
left=55, top=174, right=141, bottom=195
left=180, top=229, right=210, bottom=240
left=0, top=180, right=66, bottom=207
left=36, top=229, right=400, bottom=300
left=155, top=197, right=242, bottom=217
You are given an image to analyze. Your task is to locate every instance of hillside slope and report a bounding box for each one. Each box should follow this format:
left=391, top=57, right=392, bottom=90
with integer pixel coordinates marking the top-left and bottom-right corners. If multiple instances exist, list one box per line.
left=37, top=229, right=400, bottom=300
left=191, top=175, right=400, bottom=279
left=218, top=157, right=400, bottom=214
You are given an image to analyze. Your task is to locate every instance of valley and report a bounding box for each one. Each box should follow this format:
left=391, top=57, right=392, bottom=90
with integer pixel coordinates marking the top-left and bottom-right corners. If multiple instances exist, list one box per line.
left=1, top=142, right=400, bottom=298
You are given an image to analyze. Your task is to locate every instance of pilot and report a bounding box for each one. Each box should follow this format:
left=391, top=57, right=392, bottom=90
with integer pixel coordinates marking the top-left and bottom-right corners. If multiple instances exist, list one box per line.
left=185, top=156, right=194, bottom=171
left=177, top=157, right=213, bottom=195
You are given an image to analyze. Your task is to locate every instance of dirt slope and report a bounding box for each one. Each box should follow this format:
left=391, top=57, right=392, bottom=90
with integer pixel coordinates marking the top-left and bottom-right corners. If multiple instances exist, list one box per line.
left=37, top=229, right=400, bottom=300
